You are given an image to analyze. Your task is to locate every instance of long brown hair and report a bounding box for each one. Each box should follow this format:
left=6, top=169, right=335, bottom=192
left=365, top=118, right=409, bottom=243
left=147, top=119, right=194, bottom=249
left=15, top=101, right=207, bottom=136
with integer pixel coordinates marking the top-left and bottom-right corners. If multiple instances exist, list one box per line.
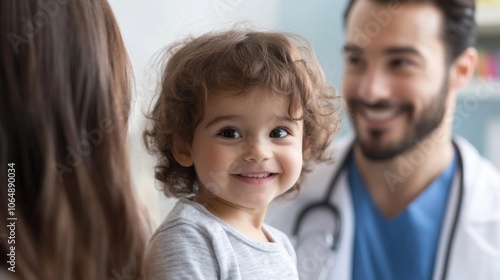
left=0, top=0, right=146, bottom=279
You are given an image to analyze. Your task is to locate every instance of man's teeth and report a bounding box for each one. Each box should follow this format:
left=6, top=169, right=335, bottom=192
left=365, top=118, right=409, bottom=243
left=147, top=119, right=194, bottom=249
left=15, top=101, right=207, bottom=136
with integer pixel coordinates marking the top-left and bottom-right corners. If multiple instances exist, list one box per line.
left=239, top=173, right=271, bottom=178
left=364, top=108, right=398, bottom=120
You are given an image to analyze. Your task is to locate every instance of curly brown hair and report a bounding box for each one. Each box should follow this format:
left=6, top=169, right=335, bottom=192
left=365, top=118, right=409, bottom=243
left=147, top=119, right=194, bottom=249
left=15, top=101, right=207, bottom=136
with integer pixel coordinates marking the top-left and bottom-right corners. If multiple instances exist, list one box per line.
left=144, top=29, right=341, bottom=198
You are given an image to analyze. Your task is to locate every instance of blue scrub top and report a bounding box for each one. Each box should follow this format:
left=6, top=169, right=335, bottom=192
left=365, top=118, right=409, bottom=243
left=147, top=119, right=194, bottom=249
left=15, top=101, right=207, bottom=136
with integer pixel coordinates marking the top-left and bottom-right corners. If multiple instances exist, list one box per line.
left=349, top=153, right=457, bottom=280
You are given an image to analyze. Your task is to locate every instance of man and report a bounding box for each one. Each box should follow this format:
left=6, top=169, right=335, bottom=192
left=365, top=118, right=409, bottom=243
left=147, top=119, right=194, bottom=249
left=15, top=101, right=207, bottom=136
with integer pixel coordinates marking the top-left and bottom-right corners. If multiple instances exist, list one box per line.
left=267, top=0, right=500, bottom=279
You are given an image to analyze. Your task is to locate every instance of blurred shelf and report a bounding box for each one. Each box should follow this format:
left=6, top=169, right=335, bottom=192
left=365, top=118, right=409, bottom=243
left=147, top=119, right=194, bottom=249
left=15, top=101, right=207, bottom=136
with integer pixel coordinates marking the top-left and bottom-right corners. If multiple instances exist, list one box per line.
left=458, top=78, right=500, bottom=100
left=477, top=3, right=500, bottom=36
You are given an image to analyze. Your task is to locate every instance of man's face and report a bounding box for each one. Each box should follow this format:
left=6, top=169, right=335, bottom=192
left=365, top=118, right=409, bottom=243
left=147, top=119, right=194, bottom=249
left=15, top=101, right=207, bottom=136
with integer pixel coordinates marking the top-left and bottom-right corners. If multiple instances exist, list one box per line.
left=342, top=0, right=450, bottom=160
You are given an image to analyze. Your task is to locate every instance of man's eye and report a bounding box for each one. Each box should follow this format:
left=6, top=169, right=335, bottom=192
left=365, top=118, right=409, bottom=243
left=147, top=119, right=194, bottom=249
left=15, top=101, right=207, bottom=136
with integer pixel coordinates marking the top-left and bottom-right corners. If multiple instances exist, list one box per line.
left=269, top=128, right=289, bottom=138
left=390, top=59, right=411, bottom=67
left=217, top=127, right=242, bottom=139
left=345, top=56, right=365, bottom=72
left=347, top=56, right=362, bottom=65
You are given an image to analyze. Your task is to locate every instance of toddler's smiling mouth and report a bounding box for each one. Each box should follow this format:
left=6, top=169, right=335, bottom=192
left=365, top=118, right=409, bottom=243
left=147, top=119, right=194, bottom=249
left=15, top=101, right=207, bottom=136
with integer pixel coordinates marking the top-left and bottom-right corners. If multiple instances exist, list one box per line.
left=237, top=173, right=273, bottom=178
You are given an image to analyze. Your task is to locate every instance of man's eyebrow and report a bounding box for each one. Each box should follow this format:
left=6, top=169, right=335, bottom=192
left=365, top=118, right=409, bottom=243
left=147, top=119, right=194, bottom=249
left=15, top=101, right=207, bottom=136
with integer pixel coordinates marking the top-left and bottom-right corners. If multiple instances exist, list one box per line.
left=343, top=44, right=363, bottom=54
left=384, top=46, right=422, bottom=57
left=343, top=44, right=423, bottom=57
left=204, top=115, right=242, bottom=128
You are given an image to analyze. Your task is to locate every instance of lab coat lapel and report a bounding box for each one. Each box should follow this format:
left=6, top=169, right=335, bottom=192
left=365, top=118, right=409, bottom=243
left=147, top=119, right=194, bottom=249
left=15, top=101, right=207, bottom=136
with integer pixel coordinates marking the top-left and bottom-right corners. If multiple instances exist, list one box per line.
left=329, top=171, right=355, bottom=280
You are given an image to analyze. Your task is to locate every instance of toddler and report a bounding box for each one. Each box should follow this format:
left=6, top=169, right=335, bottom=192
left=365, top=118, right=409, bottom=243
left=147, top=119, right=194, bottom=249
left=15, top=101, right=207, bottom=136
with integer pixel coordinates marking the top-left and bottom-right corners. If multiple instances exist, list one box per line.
left=143, top=29, right=340, bottom=279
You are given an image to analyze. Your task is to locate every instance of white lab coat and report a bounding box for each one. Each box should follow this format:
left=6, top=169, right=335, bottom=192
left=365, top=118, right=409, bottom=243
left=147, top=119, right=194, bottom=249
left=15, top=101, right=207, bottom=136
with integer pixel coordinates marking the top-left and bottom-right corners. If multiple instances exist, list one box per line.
left=267, top=135, right=500, bottom=280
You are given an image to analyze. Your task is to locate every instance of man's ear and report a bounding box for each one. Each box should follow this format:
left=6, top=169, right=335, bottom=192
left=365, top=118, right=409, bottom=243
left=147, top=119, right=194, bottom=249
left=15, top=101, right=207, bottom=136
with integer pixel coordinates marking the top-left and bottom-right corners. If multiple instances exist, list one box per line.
left=449, top=47, right=478, bottom=92
left=171, top=139, right=193, bottom=167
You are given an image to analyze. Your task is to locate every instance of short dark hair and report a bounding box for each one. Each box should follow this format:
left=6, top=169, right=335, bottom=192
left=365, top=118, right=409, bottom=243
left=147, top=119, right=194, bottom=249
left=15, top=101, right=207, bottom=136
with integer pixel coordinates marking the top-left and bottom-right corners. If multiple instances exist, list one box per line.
left=343, top=0, right=476, bottom=62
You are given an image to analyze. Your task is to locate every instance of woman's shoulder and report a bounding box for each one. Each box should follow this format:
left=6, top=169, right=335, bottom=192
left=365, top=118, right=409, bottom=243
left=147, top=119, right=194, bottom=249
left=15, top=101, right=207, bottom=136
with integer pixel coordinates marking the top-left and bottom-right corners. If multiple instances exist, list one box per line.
left=0, top=269, right=16, bottom=280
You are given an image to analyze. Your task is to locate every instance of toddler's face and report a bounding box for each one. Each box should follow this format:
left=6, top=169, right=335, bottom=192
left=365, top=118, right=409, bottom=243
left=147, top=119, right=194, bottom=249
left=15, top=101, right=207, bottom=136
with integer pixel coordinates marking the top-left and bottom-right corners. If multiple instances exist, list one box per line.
left=184, top=90, right=303, bottom=211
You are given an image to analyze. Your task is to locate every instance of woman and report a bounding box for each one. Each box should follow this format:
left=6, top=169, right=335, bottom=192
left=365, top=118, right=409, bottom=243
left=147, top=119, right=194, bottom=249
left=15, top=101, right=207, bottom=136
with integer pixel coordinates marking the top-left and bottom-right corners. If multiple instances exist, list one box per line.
left=1, top=0, right=147, bottom=279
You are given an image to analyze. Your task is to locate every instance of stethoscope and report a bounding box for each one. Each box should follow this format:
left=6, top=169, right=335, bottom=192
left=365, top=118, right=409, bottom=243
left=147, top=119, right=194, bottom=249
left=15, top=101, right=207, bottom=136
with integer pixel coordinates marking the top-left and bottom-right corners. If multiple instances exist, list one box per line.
left=291, top=140, right=465, bottom=280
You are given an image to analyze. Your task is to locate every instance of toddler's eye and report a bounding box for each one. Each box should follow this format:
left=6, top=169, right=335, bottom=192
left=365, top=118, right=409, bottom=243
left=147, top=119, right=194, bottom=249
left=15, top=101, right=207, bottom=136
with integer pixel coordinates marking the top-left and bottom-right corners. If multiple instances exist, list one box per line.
left=217, top=127, right=242, bottom=139
left=269, top=128, right=289, bottom=138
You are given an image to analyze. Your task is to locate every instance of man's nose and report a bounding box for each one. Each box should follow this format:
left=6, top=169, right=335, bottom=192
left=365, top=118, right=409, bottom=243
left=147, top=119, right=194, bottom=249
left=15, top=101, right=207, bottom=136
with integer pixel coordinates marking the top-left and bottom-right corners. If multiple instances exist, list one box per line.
left=357, top=66, right=391, bottom=103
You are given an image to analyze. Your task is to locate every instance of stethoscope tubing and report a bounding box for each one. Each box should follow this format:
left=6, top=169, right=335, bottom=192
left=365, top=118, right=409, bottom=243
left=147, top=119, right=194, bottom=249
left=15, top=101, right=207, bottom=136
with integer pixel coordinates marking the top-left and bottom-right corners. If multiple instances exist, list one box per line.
left=292, top=140, right=465, bottom=280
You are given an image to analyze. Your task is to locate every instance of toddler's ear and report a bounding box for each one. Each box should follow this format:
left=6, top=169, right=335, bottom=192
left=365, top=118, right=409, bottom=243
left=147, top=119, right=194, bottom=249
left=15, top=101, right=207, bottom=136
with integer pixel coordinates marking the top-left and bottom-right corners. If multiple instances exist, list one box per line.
left=303, top=139, right=310, bottom=151
left=302, top=139, right=312, bottom=160
left=302, top=138, right=311, bottom=150
left=171, top=139, right=194, bottom=167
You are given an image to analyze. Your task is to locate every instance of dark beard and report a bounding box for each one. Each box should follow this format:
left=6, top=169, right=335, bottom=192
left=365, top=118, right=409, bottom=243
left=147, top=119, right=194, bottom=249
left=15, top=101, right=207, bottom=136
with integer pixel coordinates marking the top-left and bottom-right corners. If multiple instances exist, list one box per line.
left=349, top=79, right=448, bottom=161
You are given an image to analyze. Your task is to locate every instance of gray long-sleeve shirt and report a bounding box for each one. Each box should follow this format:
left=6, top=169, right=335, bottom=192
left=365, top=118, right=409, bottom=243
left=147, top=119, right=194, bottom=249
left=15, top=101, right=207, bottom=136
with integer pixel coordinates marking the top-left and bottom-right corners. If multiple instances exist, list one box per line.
left=144, top=197, right=299, bottom=280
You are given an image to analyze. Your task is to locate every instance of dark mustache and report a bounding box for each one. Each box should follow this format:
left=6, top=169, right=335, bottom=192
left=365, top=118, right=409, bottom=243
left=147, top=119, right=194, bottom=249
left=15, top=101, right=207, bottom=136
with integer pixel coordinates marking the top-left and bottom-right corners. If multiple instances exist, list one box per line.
left=348, top=98, right=412, bottom=110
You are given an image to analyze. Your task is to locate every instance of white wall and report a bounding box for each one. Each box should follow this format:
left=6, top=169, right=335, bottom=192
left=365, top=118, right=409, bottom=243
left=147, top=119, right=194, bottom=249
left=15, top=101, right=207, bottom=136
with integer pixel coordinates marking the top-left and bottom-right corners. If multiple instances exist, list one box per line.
left=110, top=0, right=500, bottom=232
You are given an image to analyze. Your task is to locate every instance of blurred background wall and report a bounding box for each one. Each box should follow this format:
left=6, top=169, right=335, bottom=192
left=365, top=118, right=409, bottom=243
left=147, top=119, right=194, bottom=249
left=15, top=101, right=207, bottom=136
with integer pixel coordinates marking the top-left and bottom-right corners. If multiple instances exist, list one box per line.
left=108, top=0, right=500, bottom=229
